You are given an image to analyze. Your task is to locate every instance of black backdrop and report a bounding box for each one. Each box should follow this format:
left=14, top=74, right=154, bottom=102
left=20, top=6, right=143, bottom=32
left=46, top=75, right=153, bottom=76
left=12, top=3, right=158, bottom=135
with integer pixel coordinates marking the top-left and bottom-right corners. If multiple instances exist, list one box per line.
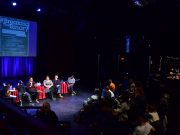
left=1, top=0, right=180, bottom=87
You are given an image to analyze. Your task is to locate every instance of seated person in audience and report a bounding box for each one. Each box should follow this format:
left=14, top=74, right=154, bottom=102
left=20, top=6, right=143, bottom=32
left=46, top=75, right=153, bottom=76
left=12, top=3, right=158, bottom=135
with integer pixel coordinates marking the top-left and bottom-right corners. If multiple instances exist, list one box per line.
left=119, top=75, right=129, bottom=94
left=53, top=75, right=63, bottom=98
left=147, top=104, right=160, bottom=123
left=128, top=78, right=136, bottom=94
left=43, top=75, right=54, bottom=100
left=26, top=77, right=39, bottom=103
left=36, top=101, right=58, bottom=127
left=131, top=81, right=147, bottom=116
left=91, top=88, right=101, bottom=101
left=157, top=93, right=169, bottom=134
left=133, top=115, right=155, bottom=135
left=76, top=88, right=101, bottom=124
left=158, top=93, right=170, bottom=118
left=16, top=80, right=32, bottom=105
left=101, top=85, right=115, bottom=112
left=108, top=79, right=116, bottom=93
left=104, top=85, right=115, bottom=99
left=146, top=104, right=164, bottom=135
left=101, top=79, right=115, bottom=99
left=67, top=75, right=76, bottom=95
left=83, top=88, right=101, bottom=106
left=112, top=93, right=130, bottom=122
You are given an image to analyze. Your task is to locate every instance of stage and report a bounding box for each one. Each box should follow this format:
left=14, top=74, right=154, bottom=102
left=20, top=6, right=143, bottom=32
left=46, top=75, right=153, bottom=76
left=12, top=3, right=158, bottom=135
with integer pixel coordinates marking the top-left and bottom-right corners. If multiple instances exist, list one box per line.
left=23, top=89, right=90, bottom=120
left=18, top=89, right=98, bottom=135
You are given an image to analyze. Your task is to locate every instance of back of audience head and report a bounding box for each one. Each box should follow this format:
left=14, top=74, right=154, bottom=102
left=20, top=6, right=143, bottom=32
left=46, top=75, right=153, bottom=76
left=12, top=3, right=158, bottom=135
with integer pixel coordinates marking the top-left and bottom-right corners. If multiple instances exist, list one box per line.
left=94, top=88, right=100, bottom=95
left=108, top=79, right=113, bottom=84
left=137, top=115, right=149, bottom=125
left=42, top=101, right=51, bottom=111
left=147, top=104, right=157, bottom=113
left=134, top=81, right=144, bottom=96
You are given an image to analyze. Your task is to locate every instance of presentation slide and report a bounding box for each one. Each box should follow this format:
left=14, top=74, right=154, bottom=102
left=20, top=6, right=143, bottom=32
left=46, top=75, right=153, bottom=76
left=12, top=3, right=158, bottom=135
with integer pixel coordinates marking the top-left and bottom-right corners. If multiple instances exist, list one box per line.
left=0, top=16, right=37, bottom=56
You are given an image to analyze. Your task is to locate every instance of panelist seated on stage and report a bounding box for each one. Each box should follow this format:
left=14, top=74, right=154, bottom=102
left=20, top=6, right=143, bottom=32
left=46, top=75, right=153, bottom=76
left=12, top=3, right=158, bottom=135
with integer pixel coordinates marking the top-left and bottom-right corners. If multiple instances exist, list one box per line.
left=26, top=77, right=39, bottom=103
left=2, top=83, right=20, bottom=104
left=35, top=82, right=46, bottom=100
left=1, top=83, right=11, bottom=97
left=43, top=75, right=54, bottom=100
left=53, top=75, right=63, bottom=98
left=67, top=75, right=76, bottom=95
left=3, top=83, right=14, bottom=97
left=16, top=80, right=32, bottom=104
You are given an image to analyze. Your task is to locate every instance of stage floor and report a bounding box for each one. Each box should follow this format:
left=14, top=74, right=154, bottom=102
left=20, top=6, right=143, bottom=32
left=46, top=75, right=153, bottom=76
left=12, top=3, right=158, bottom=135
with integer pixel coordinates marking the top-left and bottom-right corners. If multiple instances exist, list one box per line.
left=20, top=89, right=97, bottom=135
left=22, top=89, right=91, bottom=119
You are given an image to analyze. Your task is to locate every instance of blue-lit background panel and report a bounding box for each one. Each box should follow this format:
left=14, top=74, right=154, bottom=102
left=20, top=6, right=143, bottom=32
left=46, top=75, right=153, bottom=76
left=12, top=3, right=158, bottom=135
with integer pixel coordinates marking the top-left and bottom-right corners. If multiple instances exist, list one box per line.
left=0, top=16, right=37, bottom=56
left=0, top=57, right=34, bottom=78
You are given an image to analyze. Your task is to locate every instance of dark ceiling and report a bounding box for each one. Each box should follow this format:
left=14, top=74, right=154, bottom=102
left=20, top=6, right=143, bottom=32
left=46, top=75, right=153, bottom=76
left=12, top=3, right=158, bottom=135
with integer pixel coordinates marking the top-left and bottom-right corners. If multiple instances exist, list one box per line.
left=0, top=0, right=180, bottom=54
left=0, top=0, right=180, bottom=22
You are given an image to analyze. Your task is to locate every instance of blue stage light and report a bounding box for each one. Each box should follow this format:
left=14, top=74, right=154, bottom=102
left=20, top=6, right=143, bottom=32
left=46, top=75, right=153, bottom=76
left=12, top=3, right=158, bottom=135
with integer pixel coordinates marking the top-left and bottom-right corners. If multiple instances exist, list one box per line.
left=125, top=36, right=131, bottom=53
left=132, top=0, right=143, bottom=7
left=36, top=8, right=41, bottom=12
left=12, top=2, right=17, bottom=6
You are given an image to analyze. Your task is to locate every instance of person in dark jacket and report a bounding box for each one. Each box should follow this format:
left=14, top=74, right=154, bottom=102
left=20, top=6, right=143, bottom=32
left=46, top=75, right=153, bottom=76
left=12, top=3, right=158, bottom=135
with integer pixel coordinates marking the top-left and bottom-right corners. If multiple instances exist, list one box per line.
left=36, top=101, right=58, bottom=127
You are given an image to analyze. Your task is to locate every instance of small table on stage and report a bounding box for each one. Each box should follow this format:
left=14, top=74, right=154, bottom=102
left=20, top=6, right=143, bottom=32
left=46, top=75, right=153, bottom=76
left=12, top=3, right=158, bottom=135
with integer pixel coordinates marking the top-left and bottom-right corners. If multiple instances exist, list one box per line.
left=36, top=86, right=46, bottom=100
left=61, top=82, right=68, bottom=94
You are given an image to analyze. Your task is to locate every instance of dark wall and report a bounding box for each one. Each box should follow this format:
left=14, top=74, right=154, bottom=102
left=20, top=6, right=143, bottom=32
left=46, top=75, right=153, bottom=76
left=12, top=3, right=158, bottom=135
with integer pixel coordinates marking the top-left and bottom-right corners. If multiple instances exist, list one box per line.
left=1, top=1, right=180, bottom=86
left=35, top=19, right=76, bottom=80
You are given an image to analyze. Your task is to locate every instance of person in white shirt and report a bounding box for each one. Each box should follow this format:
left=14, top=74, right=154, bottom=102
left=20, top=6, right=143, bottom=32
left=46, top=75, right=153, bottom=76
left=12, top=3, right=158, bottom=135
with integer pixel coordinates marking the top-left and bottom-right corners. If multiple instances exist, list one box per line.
left=43, top=75, right=54, bottom=100
left=133, top=115, right=155, bottom=135
left=147, top=104, right=160, bottom=123
left=108, top=89, right=115, bottom=98
left=67, top=75, right=76, bottom=95
left=83, top=88, right=100, bottom=106
left=104, top=85, right=115, bottom=99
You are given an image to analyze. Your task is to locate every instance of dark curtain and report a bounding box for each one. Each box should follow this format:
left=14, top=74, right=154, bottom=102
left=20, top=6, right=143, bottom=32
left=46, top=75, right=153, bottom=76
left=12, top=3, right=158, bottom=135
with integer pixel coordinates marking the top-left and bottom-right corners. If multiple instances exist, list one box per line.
left=0, top=57, right=35, bottom=79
